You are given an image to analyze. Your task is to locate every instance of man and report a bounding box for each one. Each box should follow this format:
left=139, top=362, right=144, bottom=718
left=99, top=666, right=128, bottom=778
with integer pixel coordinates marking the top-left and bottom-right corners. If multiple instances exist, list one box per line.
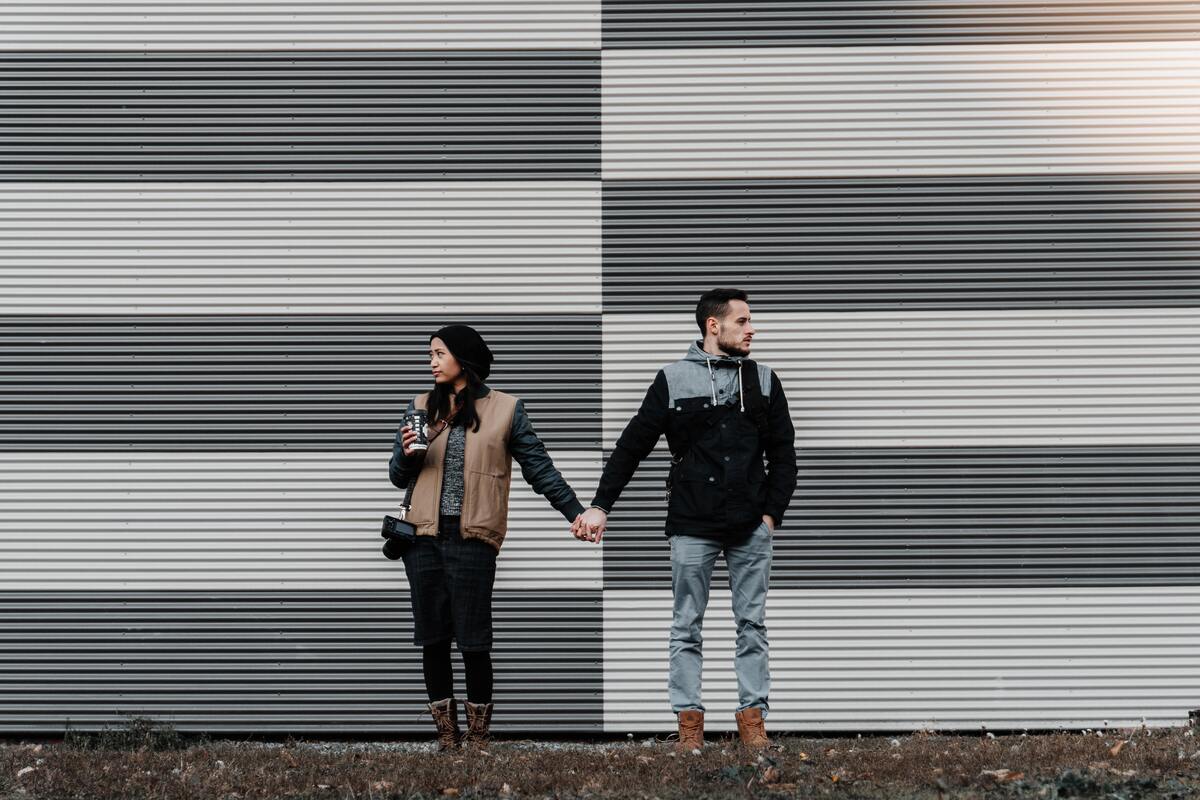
left=574, top=288, right=797, bottom=752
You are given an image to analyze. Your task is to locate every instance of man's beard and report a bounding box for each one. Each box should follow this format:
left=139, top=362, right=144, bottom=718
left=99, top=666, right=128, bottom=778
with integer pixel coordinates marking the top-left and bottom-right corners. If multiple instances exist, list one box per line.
left=718, top=335, right=750, bottom=358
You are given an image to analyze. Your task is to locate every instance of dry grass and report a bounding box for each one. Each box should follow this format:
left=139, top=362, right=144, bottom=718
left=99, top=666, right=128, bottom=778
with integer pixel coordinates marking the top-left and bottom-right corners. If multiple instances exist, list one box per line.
left=2, top=723, right=1200, bottom=799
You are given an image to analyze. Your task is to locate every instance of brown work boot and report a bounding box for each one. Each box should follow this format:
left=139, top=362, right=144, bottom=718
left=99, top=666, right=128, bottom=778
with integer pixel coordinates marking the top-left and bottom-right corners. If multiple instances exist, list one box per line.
left=675, top=709, right=704, bottom=753
left=428, top=697, right=461, bottom=751
left=463, top=701, right=493, bottom=748
left=735, top=706, right=770, bottom=750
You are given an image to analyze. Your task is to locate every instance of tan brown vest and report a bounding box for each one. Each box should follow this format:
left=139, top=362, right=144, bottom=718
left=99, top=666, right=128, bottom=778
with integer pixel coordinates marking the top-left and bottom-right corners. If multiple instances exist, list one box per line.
left=408, top=388, right=519, bottom=551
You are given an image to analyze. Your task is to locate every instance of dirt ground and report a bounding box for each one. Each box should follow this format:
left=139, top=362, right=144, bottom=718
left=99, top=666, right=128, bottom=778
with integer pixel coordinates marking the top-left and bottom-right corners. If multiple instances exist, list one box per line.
left=3, top=722, right=1200, bottom=799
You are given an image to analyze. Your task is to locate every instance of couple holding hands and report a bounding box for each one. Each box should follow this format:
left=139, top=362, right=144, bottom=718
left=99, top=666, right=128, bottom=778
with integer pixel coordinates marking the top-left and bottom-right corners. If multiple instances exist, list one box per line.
left=388, top=288, right=797, bottom=752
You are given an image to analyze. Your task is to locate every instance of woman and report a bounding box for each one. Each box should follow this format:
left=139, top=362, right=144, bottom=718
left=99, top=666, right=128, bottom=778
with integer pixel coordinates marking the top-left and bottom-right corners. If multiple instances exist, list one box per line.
left=388, top=324, right=587, bottom=750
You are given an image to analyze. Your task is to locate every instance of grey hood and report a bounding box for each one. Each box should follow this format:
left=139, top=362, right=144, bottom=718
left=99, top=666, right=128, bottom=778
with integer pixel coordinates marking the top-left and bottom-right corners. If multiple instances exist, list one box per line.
left=683, top=340, right=748, bottom=411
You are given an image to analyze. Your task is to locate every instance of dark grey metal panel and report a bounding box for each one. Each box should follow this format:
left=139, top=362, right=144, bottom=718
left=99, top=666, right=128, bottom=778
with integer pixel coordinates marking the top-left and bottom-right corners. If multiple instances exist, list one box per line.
left=0, top=590, right=603, bottom=734
left=602, top=446, right=1200, bottom=589
left=0, top=314, right=601, bottom=450
left=0, top=51, right=599, bottom=180
left=603, top=1, right=1200, bottom=48
left=603, top=174, right=1200, bottom=311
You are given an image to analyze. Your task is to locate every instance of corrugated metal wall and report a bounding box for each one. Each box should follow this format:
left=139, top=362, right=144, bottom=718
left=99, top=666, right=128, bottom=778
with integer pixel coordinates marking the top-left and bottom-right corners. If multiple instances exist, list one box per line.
left=0, top=3, right=606, bottom=735
left=0, top=2, right=1198, bottom=735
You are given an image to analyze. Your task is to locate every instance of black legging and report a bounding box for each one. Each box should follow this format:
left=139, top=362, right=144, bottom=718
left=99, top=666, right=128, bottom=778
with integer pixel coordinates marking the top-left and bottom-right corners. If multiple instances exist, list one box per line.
left=422, top=641, right=493, bottom=704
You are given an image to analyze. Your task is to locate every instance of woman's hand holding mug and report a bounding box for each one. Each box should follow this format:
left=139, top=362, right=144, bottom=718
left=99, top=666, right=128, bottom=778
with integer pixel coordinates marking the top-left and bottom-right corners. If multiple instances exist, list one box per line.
left=400, top=425, right=422, bottom=457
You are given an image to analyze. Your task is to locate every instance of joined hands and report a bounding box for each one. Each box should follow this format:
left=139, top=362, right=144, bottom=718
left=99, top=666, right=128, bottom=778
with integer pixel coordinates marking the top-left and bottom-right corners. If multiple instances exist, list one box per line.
left=570, top=506, right=607, bottom=543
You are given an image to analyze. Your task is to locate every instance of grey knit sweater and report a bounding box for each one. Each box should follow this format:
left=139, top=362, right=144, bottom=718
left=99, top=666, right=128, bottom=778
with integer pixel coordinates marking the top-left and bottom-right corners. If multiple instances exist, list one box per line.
left=438, top=421, right=466, bottom=515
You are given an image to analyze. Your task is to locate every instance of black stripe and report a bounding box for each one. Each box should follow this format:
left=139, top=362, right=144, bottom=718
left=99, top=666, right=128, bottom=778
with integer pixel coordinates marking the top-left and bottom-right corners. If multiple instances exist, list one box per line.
left=0, top=315, right=601, bottom=450
left=0, top=590, right=603, bottom=734
left=603, top=174, right=1200, bottom=311
left=602, top=446, right=1200, bottom=589
left=0, top=51, right=599, bottom=180
left=603, top=1, right=1200, bottom=48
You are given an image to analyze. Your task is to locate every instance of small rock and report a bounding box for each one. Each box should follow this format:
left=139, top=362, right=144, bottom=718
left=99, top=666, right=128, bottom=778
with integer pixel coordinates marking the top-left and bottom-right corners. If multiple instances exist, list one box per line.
left=443, top=789, right=460, bottom=797
left=215, top=760, right=226, bottom=770
left=980, top=768, right=1023, bottom=783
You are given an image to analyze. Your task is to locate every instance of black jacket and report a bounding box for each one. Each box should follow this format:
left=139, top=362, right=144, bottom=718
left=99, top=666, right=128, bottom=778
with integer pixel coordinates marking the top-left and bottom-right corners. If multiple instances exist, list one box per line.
left=591, top=342, right=797, bottom=541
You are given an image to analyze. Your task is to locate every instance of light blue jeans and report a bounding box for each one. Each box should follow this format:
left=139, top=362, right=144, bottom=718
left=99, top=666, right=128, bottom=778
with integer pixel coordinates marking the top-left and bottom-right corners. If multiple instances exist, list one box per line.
left=668, top=520, right=773, bottom=714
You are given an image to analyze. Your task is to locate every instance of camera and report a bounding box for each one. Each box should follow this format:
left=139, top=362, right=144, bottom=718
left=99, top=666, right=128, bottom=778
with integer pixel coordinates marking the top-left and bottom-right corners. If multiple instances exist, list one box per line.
left=381, top=513, right=417, bottom=560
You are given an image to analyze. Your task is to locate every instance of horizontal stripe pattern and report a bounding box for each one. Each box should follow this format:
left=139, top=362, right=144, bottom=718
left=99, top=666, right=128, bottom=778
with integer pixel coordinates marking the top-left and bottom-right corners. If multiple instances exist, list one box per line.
left=602, top=41, right=1200, bottom=178
left=0, top=590, right=603, bottom=733
left=603, top=174, right=1200, bottom=310
left=0, top=51, right=600, bottom=180
left=0, top=452, right=600, bottom=590
left=603, top=309, right=1200, bottom=448
left=603, top=1, right=1200, bottom=48
left=602, top=446, right=1200, bottom=589
left=0, top=2, right=601, bottom=50
left=604, top=587, right=1200, bottom=731
left=0, top=182, right=601, bottom=313
left=0, top=314, right=602, bottom=450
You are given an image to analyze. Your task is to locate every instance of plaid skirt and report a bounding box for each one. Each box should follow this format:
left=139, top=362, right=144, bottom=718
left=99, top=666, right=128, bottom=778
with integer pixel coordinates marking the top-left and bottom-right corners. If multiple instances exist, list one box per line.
left=400, top=514, right=498, bottom=652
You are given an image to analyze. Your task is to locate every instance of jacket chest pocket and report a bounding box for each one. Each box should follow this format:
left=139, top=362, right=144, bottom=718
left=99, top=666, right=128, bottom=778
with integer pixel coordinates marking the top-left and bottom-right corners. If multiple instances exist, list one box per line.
left=669, top=396, right=719, bottom=440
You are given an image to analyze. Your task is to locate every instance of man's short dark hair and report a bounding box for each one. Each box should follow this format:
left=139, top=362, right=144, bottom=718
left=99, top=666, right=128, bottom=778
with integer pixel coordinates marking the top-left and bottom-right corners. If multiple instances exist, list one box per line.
left=695, top=288, right=749, bottom=334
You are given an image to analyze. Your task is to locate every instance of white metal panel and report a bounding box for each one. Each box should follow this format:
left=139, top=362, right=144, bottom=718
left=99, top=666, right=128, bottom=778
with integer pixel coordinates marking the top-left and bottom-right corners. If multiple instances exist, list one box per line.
left=603, top=308, right=1200, bottom=447
left=602, top=41, right=1200, bottom=178
left=604, top=587, right=1200, bottom=731
left=0, top=451, right=601, bottom=590
left=0, top=183, right=601, bottom=313
left=0, top=2, right=600, bottom=49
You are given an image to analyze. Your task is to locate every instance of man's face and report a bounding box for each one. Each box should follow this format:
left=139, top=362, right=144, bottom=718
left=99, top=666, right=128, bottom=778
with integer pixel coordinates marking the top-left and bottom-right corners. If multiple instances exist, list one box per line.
left=710, top=299, right=755, bottom=357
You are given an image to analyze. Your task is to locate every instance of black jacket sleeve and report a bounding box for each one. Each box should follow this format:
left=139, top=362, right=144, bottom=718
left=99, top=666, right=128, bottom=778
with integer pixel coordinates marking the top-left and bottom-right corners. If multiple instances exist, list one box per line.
left=509, top=399, right=586, bottom=523
left=388, top=398, right=421, bottom=489
left=762, top=370, right=798, bottom=528
left=590, top=369, right=670, bottom=513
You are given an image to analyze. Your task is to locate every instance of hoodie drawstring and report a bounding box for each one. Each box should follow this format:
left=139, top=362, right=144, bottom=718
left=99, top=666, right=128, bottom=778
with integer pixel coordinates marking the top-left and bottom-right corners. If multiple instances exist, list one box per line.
left=709, top=356, right=746, bottom=412
left=706, top=358, right=717, bottom=406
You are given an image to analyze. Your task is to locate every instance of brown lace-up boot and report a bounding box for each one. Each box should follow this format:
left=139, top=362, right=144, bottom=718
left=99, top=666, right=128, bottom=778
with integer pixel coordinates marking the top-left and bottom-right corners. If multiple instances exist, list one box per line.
left=428, top=697, right=461, bottom=751
left=675, top=709, right=704, bottom=753
left=463, top=701, right=494, bottom=748
left=734, top=706, right=770, bottom=750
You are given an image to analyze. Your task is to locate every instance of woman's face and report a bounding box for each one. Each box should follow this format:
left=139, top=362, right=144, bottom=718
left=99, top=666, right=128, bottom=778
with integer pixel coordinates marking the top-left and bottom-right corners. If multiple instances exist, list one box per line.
left=429, top=337, right=463, bottom=386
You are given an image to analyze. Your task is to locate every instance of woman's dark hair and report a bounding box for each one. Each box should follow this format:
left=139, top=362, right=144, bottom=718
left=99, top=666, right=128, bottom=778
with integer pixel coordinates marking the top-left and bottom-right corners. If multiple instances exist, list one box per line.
left=695, top=287, right=749, bottom=334
left=427, top=363, right=484, bottom=433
